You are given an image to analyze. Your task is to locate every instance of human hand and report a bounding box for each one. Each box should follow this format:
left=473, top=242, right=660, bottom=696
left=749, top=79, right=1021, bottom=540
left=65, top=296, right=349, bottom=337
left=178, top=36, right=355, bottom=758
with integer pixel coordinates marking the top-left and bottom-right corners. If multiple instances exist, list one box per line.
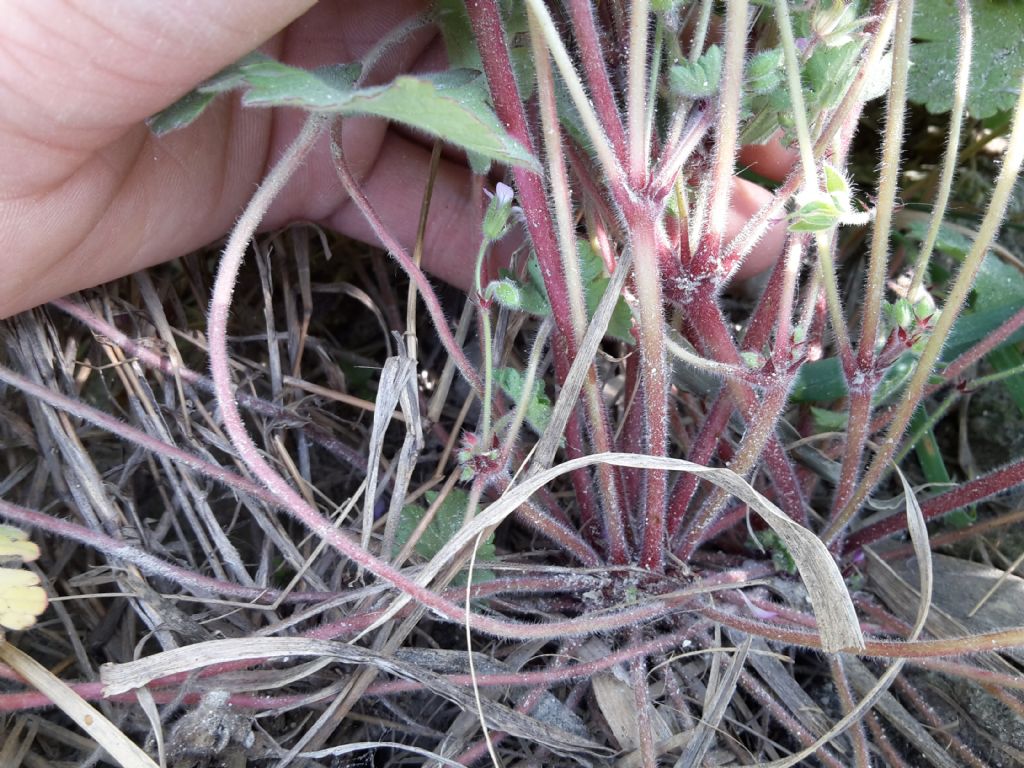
left=0, top=0, right=792, bottom=319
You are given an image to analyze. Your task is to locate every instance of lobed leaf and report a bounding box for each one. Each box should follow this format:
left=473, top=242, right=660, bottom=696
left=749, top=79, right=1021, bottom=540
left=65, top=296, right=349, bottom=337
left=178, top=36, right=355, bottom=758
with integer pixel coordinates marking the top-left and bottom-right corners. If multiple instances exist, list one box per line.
left=909, top=0, right=1024, bottom=119
left=0, top=568, right=47, bottom=631
left=670, top=45, right=723, bottom=99
left=239, top=61, right=538, bottom=171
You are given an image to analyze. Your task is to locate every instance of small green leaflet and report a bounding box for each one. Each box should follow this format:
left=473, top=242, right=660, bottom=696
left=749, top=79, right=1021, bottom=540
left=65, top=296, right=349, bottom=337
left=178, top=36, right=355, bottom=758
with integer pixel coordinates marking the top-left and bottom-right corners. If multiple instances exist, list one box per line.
left=147, top=90, right=216, bottom=136
left=670, top=45, right=723, bottom=99
left=789, top=198, right=841, bottom=232
left=746, top=49, right=784, bottom=96
left=395, top=489, right=495, bottom=586
left=148, top=54, right=538, bottom=172
left=147, top=51, right=282, bottom=135
left=495, top=366, right=553, bottom=434
left=511, top=243, right=634, bottom=343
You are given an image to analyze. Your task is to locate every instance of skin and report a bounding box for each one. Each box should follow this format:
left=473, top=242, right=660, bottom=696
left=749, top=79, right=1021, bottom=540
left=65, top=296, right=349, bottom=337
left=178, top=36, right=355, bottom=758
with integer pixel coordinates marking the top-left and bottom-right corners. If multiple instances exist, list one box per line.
left=0, top=0, right=792, bottom=320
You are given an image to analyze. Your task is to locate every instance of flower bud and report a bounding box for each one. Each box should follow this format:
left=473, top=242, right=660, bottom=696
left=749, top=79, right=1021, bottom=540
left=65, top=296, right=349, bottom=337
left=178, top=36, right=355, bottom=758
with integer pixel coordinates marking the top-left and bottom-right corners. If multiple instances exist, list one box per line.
left=482, top=182, right=515, bottom=242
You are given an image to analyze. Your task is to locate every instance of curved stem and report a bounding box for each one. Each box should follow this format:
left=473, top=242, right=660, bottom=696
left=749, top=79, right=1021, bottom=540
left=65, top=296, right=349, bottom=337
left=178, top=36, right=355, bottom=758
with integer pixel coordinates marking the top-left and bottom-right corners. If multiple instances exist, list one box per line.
left=330, top=131, right=482, bottom=395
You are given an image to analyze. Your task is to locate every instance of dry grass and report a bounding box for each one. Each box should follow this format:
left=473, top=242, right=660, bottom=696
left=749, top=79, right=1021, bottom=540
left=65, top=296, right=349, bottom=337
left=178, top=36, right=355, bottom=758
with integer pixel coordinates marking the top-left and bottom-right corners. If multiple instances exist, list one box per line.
left=1, top=227, right=1023, bottom=768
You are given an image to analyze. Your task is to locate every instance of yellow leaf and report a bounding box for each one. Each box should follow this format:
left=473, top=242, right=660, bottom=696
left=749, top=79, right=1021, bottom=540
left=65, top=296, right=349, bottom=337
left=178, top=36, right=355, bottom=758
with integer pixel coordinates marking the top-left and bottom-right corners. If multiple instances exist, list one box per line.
left=0, top=525, right=40, bottom=564
left=0, top=568, right=48, bottom=631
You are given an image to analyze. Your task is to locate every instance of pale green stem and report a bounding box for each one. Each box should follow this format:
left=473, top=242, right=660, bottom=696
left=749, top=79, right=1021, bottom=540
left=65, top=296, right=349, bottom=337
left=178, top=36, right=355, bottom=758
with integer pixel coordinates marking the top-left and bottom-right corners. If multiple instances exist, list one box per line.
left=666, top=334, right=746, bottom=378
left=858, top=0, right=915, bottom=368
left=528, top=9, right=589, bottom=341
left=644, top=15, right=664, bottom=170
left=474, top=241, right=495, bottom=447
left=825, top=76, right=1024, bottom=544
left=908, top=0, right=972, bottom=297
left=628, top=0, right=652, bottom=184
left=774, top=0, right=851, bottom=361
left=500, top=318, right=553, bottom=461
left=774, top=0, right=816, bottom=190
left=523, top=0, right=624, bottom=192
left=689, top=0, right=714, bottom=63
left=706, top=0, right=748, bottom=239
left=817, top=237, right=853, bottom=364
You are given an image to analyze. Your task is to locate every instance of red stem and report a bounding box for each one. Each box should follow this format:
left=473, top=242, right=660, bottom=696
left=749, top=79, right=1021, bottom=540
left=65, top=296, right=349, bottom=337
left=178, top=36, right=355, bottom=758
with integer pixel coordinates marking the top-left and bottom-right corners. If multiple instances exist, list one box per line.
left=466, top=0, right=627, bottom=563
left=0, top=499, right=326, bottom=603
left=843, top=456, right=1024, bottom=552
left=331, top=141, right=481, bottom=394
left=934, top=303, right=1024, bottom=387
left=564, top=0, right=628, bottom=164
left=666, top=392, right=732, bottom=539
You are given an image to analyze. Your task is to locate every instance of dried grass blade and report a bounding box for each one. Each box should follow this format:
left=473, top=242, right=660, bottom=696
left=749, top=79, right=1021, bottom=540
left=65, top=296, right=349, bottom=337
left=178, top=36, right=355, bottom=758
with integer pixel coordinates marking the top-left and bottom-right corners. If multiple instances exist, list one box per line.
left=745, top=465, right=932, bottom=767
left=674, top=634, right=752, bottom=768
left=0, top=640, right=159, bottom=768
left=532, top=250, right=633, bottom=470
left=361, top=354, right=418, bottom=553
left=410, top=453, right=863, bottom=653
left=100, top=637, right=609, bottom=759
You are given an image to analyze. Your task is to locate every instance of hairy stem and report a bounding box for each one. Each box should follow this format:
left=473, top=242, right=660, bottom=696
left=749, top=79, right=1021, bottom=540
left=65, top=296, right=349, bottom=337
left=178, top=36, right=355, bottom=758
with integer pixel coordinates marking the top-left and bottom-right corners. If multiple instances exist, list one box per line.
left=825, top=76, right=1024, bottom=543
left=907, top=0, right=972, bottom=297
left=627, top=0, right=652, bottom=186
left=856, top=0, right=914, bottom=371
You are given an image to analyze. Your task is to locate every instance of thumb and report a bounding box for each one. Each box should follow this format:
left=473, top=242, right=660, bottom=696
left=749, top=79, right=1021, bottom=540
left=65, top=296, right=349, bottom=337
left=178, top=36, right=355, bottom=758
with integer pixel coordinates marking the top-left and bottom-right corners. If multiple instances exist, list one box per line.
left=2, top=0, right=314, bottom=189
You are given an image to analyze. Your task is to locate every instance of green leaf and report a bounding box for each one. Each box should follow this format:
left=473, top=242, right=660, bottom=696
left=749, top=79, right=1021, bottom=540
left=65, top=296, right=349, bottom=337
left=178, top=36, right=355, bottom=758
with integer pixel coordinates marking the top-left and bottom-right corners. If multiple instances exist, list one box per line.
left=900, top=218, right=974, bottom=259
left=395, top=489, right=495, bottom=585
left=146, top=52, right=267, bottom=135
left=670, top=45, right=722, bottom=98
left=823, top=164, right=848, bottom=197
left=578, top=241, right=634, bottom=343
left=147, top=90, right=216, bottom=136
left=207, top=56, right=538, bottom=171
left=752, top=530, right=797, bottom=575
left=746, top=48, right=784, bottom=95
left=803, top=41, right=862, bottom=111
left=789, top=198, right=841, bottom=232
left=514, top=246, right=634, bottom=343
left=811, top=406, right=848, bottom=431
left=433, top=0, right=535, bottom=98
left=495, top=367, right=553, bottom=434
left=236, top=57, right=361, bottom=107
left=909, top=0, right=1024, bottom=119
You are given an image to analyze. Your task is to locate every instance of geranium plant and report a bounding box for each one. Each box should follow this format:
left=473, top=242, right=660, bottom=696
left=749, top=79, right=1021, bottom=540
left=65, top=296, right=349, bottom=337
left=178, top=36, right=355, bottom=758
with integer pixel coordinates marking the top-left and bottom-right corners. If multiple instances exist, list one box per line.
left=4, top=0, right=1024, bottom=765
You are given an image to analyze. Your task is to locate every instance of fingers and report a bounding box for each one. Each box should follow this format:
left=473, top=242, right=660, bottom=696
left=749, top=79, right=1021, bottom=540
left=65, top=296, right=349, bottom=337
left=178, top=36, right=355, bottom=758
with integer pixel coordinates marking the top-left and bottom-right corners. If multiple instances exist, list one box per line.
left=738, top=135, right=798, bottom=183
left=726, top=177, right=788, bottom=280
left=0, top=0, right=316, bottom=193
left=728, top=136, right=798, bottom=280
